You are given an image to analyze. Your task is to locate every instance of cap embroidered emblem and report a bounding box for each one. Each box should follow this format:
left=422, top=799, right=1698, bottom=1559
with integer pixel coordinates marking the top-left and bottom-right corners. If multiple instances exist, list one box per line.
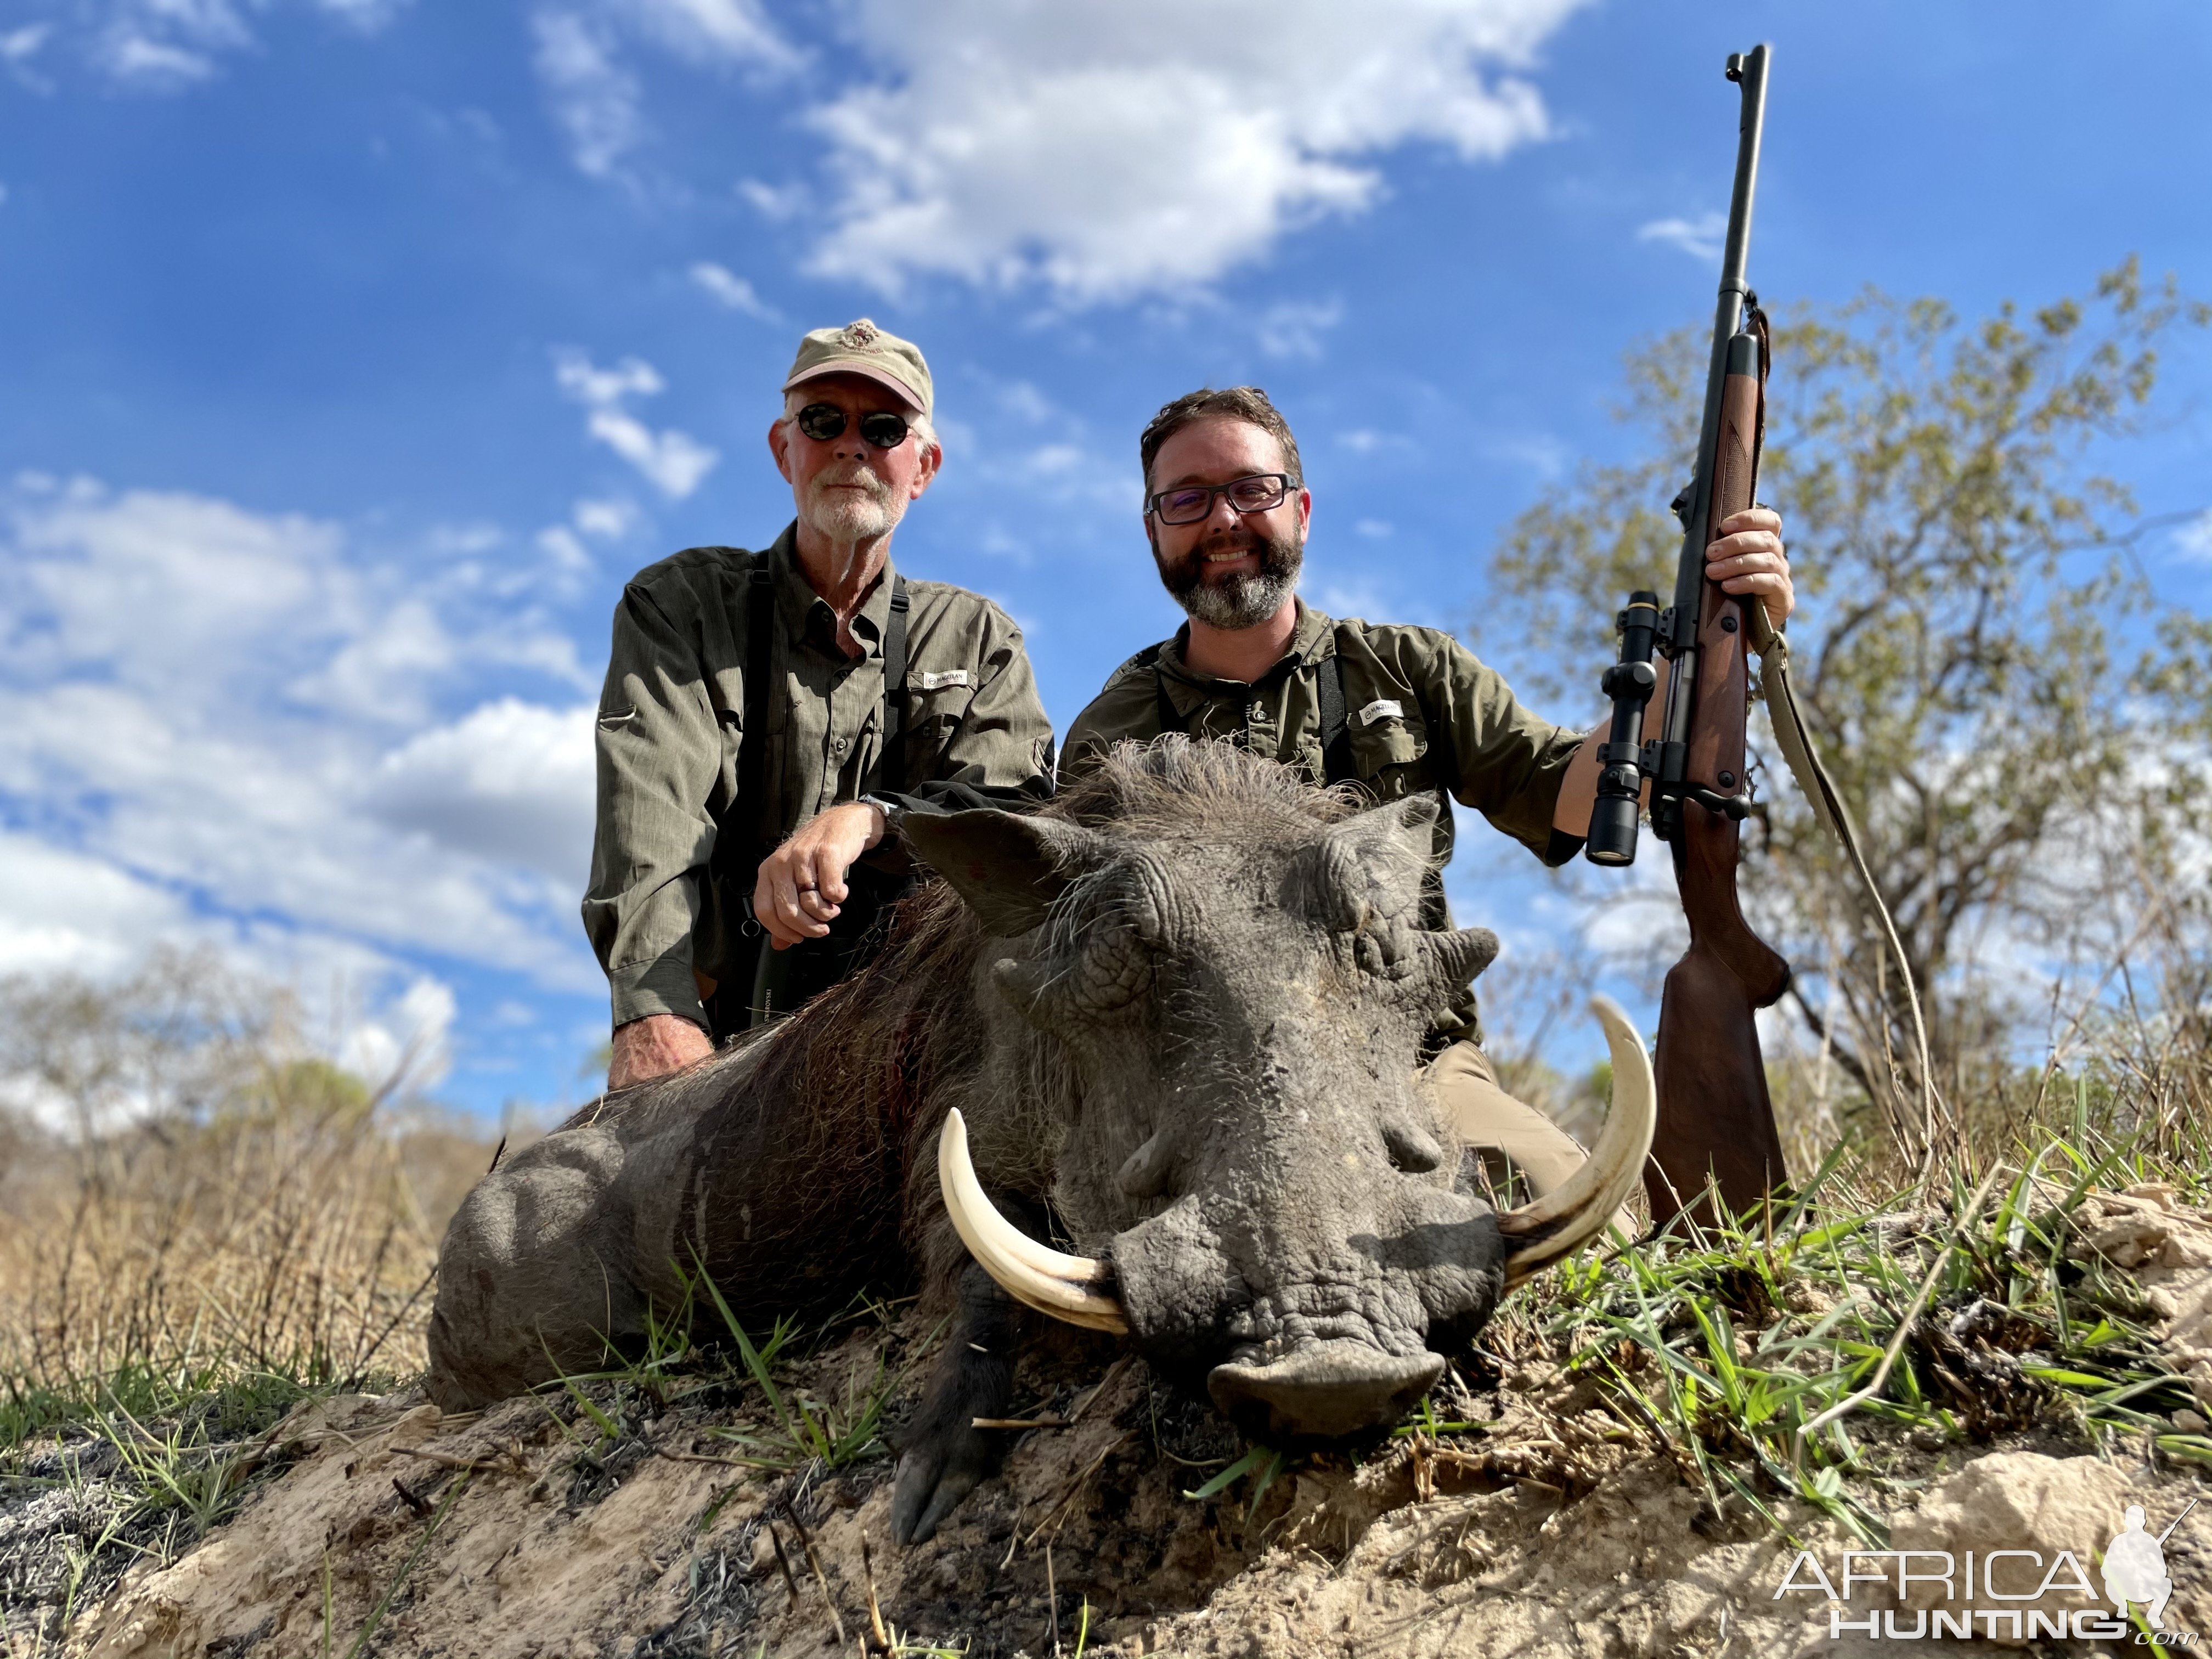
left=839, top=319, right=880, bottom=348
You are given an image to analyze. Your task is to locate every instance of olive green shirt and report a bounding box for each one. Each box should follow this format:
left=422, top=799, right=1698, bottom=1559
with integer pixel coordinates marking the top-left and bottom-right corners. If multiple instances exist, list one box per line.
left=584, top=524, right=1054, bottom=1030
left=1064, top=601, right=1587, bottom=1043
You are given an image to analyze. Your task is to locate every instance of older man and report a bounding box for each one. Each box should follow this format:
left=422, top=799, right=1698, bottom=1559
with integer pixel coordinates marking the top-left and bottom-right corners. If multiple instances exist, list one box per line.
left=585, top=320, right=1054, bottom=1089
left=1065, top=386, right=1795, bottom=1205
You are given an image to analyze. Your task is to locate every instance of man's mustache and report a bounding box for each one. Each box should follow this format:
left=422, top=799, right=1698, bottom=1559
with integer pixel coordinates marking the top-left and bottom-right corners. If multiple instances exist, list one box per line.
left=812, top=460, right=893, bottom=497
left=1164, top=526, right=1289, bottom=579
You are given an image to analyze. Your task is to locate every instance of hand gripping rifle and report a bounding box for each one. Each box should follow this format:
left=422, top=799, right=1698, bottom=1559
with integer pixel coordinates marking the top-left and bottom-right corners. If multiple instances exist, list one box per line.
left=1585, top=45, right=1791, bottom=1224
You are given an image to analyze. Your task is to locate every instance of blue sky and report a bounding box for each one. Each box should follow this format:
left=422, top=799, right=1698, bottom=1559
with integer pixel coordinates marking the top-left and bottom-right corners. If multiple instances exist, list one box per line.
left=3, top=0, right=2207, bottom=1117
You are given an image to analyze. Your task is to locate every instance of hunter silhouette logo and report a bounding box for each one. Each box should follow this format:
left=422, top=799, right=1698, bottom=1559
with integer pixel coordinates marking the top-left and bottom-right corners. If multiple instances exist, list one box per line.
left=2106, top=1499, right=2194, bottom=1628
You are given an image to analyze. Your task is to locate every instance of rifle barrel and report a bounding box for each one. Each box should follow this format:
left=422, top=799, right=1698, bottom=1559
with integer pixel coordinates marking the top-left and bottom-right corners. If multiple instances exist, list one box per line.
left=1666, top=42, right=1773, bottom=641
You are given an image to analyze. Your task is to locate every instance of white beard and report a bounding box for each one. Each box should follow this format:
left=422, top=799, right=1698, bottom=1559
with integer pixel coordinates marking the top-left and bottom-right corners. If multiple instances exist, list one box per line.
left=803, top=465, right=903, bottom=544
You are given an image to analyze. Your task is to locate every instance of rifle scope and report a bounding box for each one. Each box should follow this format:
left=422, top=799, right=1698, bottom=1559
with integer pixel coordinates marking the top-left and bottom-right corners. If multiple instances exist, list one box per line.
left=1587, top=592, right=1660, bottom=866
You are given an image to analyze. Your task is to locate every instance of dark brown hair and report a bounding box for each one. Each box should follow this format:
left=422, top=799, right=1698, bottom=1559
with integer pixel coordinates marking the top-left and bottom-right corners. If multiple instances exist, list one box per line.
left=1138, top=386, right=1304, bottom=494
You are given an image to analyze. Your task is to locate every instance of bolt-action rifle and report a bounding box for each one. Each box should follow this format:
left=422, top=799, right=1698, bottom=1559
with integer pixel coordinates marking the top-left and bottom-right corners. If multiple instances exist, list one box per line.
left=1585, top=44, right=1790, bottom=1223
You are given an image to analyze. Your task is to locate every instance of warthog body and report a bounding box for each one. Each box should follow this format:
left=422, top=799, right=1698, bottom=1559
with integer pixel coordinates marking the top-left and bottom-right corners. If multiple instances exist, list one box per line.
left=429, top=739, right=1645, bottom=1541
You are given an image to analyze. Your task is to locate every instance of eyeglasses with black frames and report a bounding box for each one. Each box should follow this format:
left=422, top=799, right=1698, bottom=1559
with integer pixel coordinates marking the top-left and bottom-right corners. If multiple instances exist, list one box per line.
left=1146, top=472, right=1299, bottom=526
left=794, top=404, right=911, bottom=448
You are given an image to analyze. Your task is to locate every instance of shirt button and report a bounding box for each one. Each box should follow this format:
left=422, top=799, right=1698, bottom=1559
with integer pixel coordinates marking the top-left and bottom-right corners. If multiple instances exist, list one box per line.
left=1249, top=703, right=1265, bottom=721
left=831, top=736, right=848, bottom=755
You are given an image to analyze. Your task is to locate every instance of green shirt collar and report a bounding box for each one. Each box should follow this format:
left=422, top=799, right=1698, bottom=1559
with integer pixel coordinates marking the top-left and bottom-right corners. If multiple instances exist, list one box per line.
left=1154, top=598, right=1336, bottom=716
left=765, top=520, right=899, bottom=661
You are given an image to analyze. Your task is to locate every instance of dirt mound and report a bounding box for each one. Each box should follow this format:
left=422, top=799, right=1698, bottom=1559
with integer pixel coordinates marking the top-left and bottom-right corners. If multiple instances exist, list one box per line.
left=32, top=1344, right=2195, bottom=1659
left=20, top=1183, right=2212, bottom=1657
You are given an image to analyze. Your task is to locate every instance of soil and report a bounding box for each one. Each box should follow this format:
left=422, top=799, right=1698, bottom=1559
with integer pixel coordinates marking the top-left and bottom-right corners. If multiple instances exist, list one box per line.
left=12, top=1186, right=2212, bottom=1658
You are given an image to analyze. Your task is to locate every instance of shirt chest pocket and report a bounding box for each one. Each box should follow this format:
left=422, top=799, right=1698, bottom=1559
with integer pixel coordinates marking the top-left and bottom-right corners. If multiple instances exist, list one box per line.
left=1345, top=701, right=1431, bottom=800
left=904, top=666, right=977, bottom=746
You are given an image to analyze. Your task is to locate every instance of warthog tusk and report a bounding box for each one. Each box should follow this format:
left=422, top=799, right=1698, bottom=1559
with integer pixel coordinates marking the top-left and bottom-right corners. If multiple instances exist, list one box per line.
left=1497, top=995, right=1654, bottom=1289
left=938, top=1109, right=1130, bottom=1333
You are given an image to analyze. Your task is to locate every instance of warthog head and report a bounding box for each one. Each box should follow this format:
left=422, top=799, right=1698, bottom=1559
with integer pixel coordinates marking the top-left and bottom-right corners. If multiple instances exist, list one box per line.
left=905, top=740, right=1650, bottom=1444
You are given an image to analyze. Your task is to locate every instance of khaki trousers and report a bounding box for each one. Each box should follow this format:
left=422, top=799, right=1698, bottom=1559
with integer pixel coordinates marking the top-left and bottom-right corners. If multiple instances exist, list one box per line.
left=1424, top=1041, right=1637, bottom=1242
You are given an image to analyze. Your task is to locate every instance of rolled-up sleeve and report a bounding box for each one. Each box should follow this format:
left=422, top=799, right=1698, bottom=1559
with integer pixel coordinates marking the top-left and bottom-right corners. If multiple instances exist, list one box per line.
left=1424, top=636, right=1585, bottom=861
left=582, top=581, right=722, bottom=1029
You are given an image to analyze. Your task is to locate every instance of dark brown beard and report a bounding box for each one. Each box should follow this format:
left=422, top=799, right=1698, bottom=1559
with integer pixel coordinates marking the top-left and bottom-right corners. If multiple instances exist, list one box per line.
left=1152, top=521, right=1304, bottom=630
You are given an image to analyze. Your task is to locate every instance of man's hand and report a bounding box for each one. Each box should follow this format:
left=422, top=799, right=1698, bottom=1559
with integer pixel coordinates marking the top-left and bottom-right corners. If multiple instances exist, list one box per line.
left=1705, top=505, right=1793, bottom=640
left=608, top=1013, right=714, bottom=1091
left=753, top=800, right=888, bottom=950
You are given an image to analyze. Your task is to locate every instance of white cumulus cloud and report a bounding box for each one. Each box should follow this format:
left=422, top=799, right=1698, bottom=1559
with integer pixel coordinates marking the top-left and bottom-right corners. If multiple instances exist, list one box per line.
left=554, top=348, right=721, bottom=498
left=794, top=0, right=1584, bottom=303
left=1255, top=299, right=1345, bottom=360
left=622, top=0, right=793, bottom=70
left=1637, top=210, right=1728, bottom=263
left=2172, top=510, right=2212, bottom=566
left=39, top=0, right=410, bottom=90
left=0, top=477, right=600, bottom=998
left=368, top=698, right=597, bottom=883
left=537, top=0, right=1584, bottom=306
left=689, top=260, right=780, bottom=321
left=534, top=11, right=641, bottom=178
left=0, top=832, right=193, bottom=979
left=532, top=0, right=795, bottom=177
left=337, top=973, right=458, bottom=1093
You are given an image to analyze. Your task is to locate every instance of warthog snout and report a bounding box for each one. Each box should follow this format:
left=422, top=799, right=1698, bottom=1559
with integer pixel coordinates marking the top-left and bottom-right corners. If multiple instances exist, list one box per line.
left=1207, top=1341, right=1445, bottom=1440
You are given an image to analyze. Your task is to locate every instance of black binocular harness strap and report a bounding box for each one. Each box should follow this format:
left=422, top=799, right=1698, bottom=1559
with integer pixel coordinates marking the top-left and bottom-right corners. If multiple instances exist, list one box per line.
left=1150, top=637, right=1356, bottom=789
left=729, top=561, right=911, bottom=874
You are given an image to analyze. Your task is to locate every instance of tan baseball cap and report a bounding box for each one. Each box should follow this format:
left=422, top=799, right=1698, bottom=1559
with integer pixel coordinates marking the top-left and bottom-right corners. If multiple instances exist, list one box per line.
left=781, top=318, right=932, bottom=419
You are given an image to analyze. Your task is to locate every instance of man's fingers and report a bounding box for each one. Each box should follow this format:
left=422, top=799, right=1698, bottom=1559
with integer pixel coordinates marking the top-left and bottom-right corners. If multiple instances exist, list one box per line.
left=779, top=863, right=833, bottom=933
left=1703, top=529, right=1785, bottom=569
left=788, top=844, right=843, bottom=923
left=755, top=853, right=833, bottom=946
left=1713, top=505, right=1781, bottom=537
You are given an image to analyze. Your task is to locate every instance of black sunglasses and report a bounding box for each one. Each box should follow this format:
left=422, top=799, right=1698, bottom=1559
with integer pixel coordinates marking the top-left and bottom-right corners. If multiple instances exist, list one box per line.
left=794, top=403, right=911, bottom=449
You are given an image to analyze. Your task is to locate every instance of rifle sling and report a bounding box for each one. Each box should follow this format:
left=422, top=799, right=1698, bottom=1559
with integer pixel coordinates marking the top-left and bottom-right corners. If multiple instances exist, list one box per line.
left=1755, top=628, right=1937, bottom=1156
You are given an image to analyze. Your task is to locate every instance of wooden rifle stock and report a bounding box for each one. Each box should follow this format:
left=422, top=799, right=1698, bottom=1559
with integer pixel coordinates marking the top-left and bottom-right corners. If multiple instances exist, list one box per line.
left=1647, top=337, right=1791, bottom=1224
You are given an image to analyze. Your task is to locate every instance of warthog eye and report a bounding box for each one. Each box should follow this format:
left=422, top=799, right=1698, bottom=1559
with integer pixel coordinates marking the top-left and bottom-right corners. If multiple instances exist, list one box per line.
left=992, top=865, right=1164, bottom=1025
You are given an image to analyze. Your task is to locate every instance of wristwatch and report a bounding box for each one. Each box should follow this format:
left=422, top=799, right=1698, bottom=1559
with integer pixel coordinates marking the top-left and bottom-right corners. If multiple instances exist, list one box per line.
left=859, top=794, right=906, bottom=838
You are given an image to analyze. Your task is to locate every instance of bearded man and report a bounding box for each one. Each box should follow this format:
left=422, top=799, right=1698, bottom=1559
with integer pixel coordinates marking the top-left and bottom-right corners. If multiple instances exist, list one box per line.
left=585, top=320, right=1054, bottom=1090
left=1065, top=386, right=1795, bottom=1206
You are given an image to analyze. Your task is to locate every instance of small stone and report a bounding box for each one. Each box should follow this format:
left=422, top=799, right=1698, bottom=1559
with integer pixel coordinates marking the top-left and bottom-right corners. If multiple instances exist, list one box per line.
left=2174, top=1409, right=2209, bottom=1435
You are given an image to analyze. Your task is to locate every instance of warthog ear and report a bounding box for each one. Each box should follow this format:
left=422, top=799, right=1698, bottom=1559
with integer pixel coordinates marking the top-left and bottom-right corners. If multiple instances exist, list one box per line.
left=902, top=809, right=1110, bottom=937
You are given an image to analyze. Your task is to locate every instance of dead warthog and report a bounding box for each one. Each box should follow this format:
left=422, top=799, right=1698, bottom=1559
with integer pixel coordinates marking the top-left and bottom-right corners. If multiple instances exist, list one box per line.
left=427, top=738, right=1650, bottom=1542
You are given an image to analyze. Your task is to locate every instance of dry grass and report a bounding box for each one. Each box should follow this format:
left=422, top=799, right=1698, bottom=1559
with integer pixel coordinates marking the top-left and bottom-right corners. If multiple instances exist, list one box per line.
left=0, top=956, right=500, bottom=1424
